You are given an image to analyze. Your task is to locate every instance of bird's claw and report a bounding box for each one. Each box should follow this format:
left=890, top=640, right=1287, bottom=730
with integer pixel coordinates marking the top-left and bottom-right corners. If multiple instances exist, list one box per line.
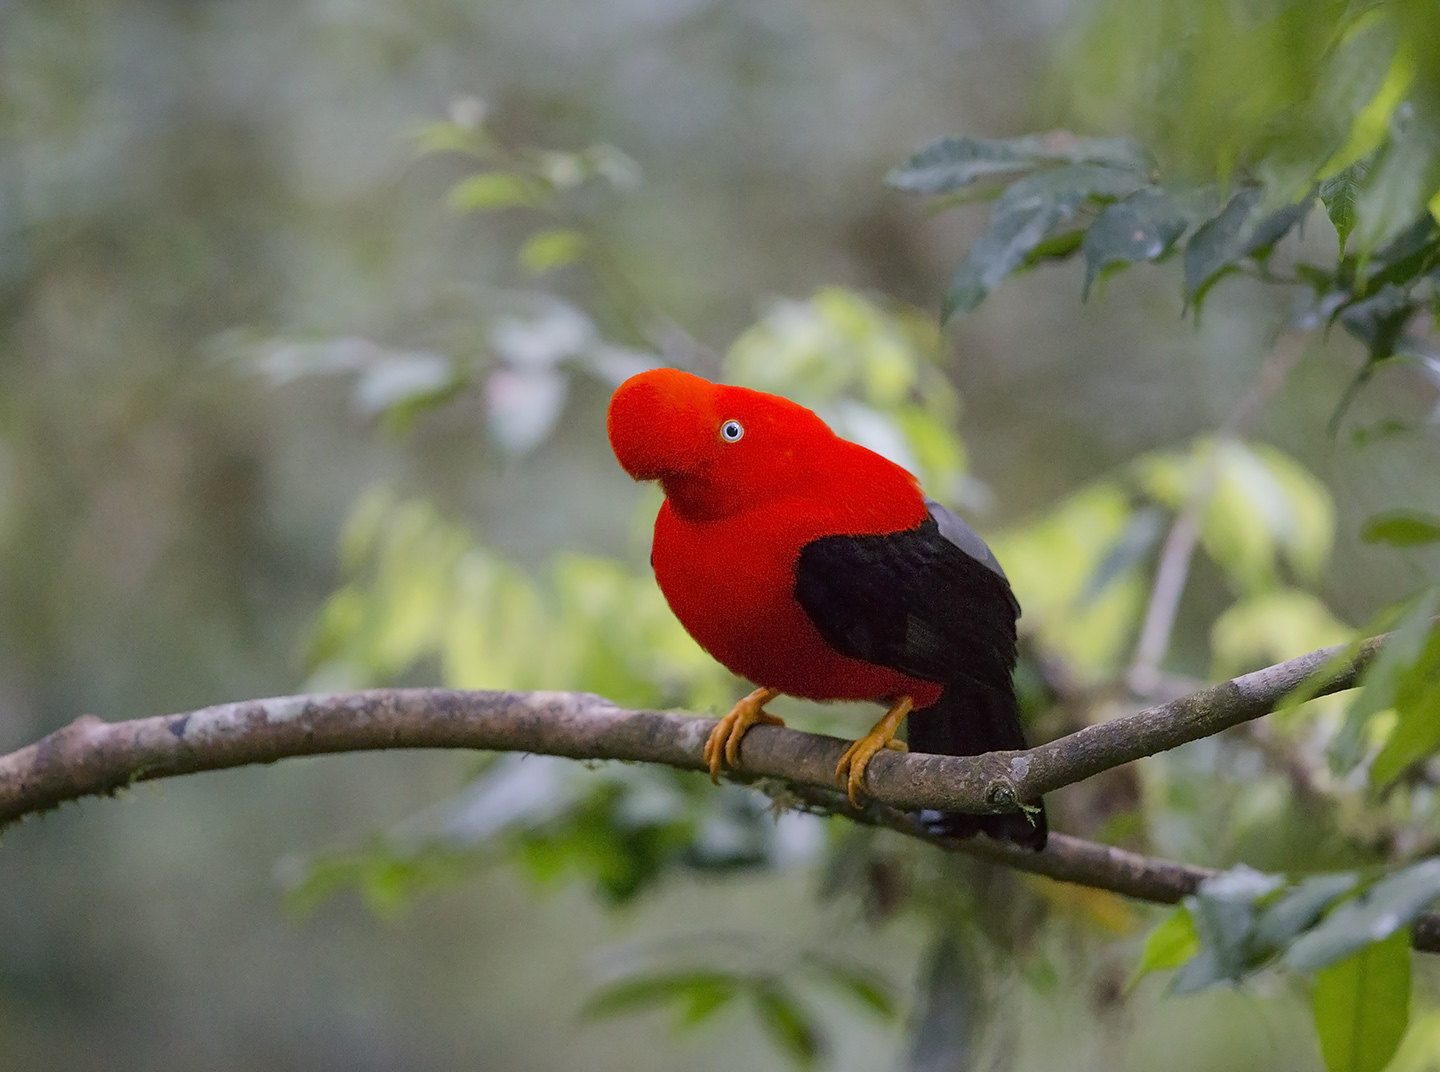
left=832, top=696, right=913, bottom=806
left=703, top=687, right=783, bottom=783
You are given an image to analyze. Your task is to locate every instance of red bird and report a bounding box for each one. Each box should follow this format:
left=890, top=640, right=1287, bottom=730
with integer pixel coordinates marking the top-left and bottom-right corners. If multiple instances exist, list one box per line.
left=606, top=368, right=1046, bottom=849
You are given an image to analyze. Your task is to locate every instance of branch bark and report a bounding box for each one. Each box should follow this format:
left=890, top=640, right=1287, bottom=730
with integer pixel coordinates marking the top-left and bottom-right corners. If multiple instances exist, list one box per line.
left=2, top=631, right=1428, bottom=950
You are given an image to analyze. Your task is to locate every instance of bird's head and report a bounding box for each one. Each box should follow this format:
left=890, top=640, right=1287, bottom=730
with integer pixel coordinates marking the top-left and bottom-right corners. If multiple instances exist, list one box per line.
left=607, top=368, right=833, bottom=516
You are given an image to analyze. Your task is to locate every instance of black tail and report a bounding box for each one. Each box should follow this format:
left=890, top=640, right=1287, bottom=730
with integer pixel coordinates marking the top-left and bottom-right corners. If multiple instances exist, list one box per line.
left=907, top=681, right=1047, bottom=851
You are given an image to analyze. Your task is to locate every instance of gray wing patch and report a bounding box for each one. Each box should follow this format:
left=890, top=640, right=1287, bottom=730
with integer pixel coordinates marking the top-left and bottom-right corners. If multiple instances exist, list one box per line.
left=924, top=499, right=1019, bottom=613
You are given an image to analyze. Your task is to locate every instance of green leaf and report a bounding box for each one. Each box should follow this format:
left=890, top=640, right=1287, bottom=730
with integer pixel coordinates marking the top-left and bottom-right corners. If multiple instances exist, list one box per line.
left=945, top=201, right=1068, bottom=317
left=944, top=164, right=1147, bottom=318
left=1369, top=629, right=1440, bottom=786
left=1337, top=285, right=1417, bottom=363
left=1246, top=198, right=1314, bottom=263
left=1184, top=187, right=1263, bottom=304
left=1312, top=930, right=1411, bottom=1072
left=1130, top=907, right=1199, bottom=987
left=1173, top=866, right=1285, bottom=993
left=1364, top=217, right=1440, bottom=291
left=1361, top=511, right=1440, bottom=546
left=582, top=971, right=742, bottom=1023
left=448, top=172, right=547, bottom=212
left=1178, top=187, right=1310, bottom=307
left=1331, top=589, right=1440, bottom=774
left=751, top=983, right=822, bottom=1069
left=1321, top=161, right=1368, bottom=256
left=810, top=962, right=898, bottom=1019
left=1182, top=191, right=1312, bottom=309
left=887, top=132, right=1151, bottom=195
left=519, top=228, right=587, bottom=274
left=1022, top=228, right=1086, bottom=267
left=1371, top=683, right=1440, bottom=787
left=1082, top=188, right=1192, bottom=297
left=1000, top=162, right=1150, bottom=211
left=1255, top=874, right=1361, bottom=951
left=1286, top=860, right=1440, bottom=971
left=1133, top=874, right=1361, bottom=992
left=676, top=979, right=740, bottom=1027
left=1351, top=98, right=1440, bottom=257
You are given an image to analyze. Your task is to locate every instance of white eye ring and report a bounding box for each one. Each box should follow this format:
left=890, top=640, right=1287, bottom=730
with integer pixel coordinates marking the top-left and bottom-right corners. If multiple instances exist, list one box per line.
left=719, top=419, right=744, bottom=442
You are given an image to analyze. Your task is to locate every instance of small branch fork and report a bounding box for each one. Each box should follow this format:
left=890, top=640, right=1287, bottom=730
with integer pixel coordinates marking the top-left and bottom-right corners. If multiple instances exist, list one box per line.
left=3, top=631, right=1431, bottom=950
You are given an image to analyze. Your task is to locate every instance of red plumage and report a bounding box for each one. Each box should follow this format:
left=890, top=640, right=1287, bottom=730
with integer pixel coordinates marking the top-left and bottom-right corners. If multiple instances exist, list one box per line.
left=607, top=366, right=1045, bottom=849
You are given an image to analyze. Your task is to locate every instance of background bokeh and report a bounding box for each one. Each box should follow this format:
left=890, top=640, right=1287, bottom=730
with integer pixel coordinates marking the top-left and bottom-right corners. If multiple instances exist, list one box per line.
left=4, top=1, right=1439, bottom=1070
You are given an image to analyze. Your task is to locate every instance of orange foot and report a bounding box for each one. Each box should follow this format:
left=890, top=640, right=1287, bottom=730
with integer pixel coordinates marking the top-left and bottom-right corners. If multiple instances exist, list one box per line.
left=703, top=687, right=783, bottom=783
left=834, top=696, right=914, bottom=806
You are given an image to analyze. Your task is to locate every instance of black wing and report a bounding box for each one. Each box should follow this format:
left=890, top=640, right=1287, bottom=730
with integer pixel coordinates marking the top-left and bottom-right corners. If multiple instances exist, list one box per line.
left=793, top=501, right=1019, bottom=691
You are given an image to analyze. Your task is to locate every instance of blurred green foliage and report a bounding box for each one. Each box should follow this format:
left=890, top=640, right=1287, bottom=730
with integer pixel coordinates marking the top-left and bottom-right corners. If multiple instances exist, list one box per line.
left=1061, top=0, right=1440, bottom=219
left=6, top=1, right=1440, bottom=1070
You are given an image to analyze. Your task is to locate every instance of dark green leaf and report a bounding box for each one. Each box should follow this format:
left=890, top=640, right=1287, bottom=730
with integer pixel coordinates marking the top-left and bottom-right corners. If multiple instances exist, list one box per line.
left=1183, top=187, right=1263, bottom=304
left=1312, top=930, right=1411, bottom=1072
left=1286, top=860, right=1440, bottom=971
left=1254, top=874, right=1360, bottom=951
left=1181, top=188, right=1311, bottom=308
left=887, top=132, right=1151, bottom=195
left=945, top=201, right=1067, bottom=317
left=1320, top=162, right=1367, bottom=257
left=1082, top=188, right=1192, bottom=297
left=888, top=137, right=1032, bottom=194
left=1337, top=285, right=1416, bottom=363
left=1363, top=217, right=1440, bottom=291
left=1173, top=866, right=1285, bottom=993
left=944, top=164, right=1147, bottom=318
left=1361, top=511, right=1440, bottom=546
left=1246, top=198, right=1314, bottom=263
left=998, top=162, right=1148, bottom=212
left=751, top=983, right=822, bottom=1069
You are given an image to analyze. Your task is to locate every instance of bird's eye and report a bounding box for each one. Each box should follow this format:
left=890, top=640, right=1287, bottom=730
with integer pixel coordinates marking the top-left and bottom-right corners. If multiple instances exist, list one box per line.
left=719, top=419, right=744, bottom=442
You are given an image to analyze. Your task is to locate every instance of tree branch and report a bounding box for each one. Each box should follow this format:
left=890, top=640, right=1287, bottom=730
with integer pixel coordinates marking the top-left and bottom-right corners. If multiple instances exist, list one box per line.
left=2, top=631, right=1426, bottom=949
